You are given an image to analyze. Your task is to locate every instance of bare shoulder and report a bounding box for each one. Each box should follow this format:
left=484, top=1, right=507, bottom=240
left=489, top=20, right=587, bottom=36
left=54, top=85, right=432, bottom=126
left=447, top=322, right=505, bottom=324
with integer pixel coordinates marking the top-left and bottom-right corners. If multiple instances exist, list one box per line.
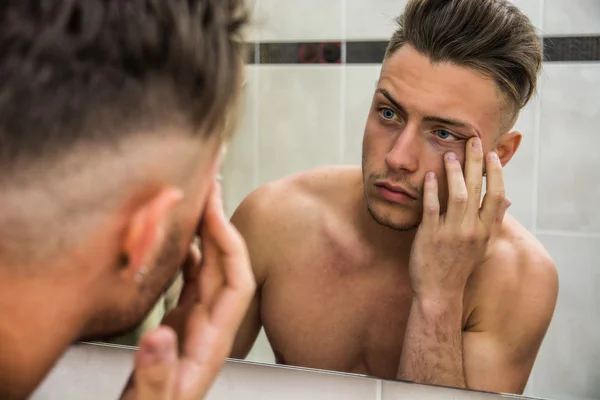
left=231, top=165, right=361, bottom=227
left=467, top=215, right=559, bottom=330
left=230, top=166, right=362, bottom=273
left=490, top=215, right=557, bottom=290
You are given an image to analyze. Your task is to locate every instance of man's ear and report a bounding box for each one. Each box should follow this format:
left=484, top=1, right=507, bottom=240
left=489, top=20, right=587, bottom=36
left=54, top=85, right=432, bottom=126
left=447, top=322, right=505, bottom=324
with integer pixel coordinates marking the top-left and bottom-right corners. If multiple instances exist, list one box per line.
left=496, top=131, right=522, bottom=167
left=120, top=188, right=183, bottom=283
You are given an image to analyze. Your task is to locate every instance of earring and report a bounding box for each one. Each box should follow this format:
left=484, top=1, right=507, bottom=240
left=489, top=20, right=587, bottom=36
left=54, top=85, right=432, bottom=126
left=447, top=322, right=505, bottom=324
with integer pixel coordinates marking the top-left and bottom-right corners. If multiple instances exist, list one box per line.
left=135, top=267, right=148, bottom=284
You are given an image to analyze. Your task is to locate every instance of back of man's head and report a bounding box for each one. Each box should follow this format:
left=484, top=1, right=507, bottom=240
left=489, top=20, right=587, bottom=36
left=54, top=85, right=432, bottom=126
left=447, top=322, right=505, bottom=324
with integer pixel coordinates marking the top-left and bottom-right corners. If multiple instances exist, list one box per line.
left=0, top=0, right=248, bottom=265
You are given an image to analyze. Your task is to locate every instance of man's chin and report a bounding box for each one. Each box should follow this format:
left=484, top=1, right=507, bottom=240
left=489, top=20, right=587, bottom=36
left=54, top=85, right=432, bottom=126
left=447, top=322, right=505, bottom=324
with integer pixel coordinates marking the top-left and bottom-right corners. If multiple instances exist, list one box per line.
left=366, top=204, right=420, bottom=232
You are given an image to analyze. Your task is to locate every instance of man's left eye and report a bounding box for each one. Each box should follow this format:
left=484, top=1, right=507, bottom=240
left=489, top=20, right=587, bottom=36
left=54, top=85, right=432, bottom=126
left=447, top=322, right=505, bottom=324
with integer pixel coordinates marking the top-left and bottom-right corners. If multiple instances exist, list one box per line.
left=434, top=130, right=458, bottom=141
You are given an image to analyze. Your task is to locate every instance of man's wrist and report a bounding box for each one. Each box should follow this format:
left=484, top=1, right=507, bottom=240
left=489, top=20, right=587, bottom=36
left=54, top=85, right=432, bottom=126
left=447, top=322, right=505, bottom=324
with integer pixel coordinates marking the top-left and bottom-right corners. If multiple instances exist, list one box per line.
left=412, top=290, right=464, bottom=318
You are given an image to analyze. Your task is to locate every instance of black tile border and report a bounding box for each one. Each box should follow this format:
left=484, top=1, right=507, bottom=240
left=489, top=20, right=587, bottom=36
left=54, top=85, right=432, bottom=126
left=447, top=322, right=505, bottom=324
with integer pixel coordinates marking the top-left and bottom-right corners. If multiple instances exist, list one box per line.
left=543, top=36, right=600, bottom=62
left=246, top=36, right=600, bottom=65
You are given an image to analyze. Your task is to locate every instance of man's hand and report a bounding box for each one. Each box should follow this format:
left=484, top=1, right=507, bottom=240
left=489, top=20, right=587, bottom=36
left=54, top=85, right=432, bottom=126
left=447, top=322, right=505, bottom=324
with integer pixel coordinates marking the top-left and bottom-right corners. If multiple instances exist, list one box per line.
left=409, top=137, right=511, bottom=300
left=121, top=182, right=256, bottom=400
left=398, top=137, right=511, bottom=387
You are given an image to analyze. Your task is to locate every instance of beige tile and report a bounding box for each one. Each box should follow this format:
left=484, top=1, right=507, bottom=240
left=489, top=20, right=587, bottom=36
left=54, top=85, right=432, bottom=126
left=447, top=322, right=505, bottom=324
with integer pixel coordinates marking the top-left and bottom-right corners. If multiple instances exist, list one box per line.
left=536, top=64, right=600, bottom=233
left=255, top=0, right=344, bottom=42
left=258, top=66, right=343, bottom=185
left=343, top=65, right=381, bottom=165
left=207, top=361, right=378, bottom=400
left=31, top=343, right=134, bottom=400
left=222, top=66, right=259, bottom=217
left=345, top=0, right=406, bottom=40
left=543, top=0, right=600, bottom=35
left=246, top=328, right=276, bottom=364
left=382, top=379, right=506, bottom=399
left=509, top=0, right=543, bottom=31
left=528, top=234, right=600, bottom=400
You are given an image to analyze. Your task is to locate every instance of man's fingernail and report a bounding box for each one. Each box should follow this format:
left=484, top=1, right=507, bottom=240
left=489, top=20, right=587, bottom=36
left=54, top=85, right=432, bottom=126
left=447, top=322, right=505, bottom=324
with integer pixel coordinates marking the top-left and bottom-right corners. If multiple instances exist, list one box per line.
left=427, top=172, right=436, bottom=180
left=472, top=138, right=482, bottom=150
left=447, top=152, right=457, bottom=161
left=504, top=198, right=512, bottom=208
left=488, top=152, right=499, bottom=162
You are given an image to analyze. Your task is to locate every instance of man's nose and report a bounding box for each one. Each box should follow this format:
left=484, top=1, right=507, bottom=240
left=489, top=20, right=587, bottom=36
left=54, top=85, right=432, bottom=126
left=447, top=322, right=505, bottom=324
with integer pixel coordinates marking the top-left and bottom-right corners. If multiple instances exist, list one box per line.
left=385, top=126, right=420, bottom=173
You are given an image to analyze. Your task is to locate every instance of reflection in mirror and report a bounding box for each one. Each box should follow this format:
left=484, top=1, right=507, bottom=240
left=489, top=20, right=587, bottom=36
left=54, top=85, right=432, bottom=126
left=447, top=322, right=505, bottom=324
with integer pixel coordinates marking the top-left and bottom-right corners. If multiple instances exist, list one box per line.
left=100, top=1, right=600, bottom=400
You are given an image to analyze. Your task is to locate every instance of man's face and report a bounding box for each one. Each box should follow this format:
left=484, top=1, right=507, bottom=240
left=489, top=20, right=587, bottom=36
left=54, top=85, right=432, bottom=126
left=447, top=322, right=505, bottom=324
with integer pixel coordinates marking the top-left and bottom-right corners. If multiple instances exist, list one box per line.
left=362, top=45, right=509, bottom=231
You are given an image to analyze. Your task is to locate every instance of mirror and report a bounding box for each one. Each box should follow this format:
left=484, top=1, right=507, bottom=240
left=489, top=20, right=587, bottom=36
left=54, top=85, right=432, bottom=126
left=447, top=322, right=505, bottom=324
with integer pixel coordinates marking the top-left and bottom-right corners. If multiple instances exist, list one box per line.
left=98, top=1, right=600, bottom=400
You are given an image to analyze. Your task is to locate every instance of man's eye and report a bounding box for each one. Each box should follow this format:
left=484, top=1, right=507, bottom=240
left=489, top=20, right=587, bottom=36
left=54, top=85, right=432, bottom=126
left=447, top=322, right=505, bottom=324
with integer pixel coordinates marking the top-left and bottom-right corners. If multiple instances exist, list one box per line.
left=434, top=129, right=459, bottom=141
left=379, top=108, right=397, bottom=120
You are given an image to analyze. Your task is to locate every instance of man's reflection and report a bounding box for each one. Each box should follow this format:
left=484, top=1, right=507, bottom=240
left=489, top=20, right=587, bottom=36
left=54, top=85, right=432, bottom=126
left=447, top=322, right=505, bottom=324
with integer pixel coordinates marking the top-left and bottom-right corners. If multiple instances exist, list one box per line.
left=229, top=0, right=558, bottom=395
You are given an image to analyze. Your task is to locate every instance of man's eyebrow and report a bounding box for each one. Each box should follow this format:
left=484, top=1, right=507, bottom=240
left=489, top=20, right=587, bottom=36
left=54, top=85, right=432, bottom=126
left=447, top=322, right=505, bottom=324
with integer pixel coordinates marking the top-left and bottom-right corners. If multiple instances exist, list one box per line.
left=375, top=88, right=479, bottom=135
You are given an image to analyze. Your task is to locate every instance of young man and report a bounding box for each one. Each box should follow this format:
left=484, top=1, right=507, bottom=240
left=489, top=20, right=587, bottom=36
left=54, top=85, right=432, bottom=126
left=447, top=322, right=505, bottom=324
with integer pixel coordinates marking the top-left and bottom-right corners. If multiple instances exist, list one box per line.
left=230, top=0, right=558, bottom=395
left=0, top=1, right=254, bottom=399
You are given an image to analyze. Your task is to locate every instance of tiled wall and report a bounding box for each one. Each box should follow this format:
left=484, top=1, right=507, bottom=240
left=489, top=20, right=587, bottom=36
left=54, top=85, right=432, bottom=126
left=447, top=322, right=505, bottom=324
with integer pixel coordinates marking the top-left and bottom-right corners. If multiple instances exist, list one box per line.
left=222, top=1, right=600, bottom=400
left=32, top=343, right=529, bottom=400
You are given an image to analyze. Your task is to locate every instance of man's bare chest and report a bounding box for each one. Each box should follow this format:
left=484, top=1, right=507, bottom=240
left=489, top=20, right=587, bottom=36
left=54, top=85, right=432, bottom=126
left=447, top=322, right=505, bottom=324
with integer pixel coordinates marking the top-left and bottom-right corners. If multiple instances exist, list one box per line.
left=261, top=258, right=415, bottom=378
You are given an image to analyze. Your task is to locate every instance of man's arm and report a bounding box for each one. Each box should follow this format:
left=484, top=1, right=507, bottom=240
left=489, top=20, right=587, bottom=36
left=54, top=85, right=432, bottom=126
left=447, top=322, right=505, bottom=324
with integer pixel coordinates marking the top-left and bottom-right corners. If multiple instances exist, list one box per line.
left=462, top=253, right=558, bottom=393
left=398, top=251, right=558, bottom=394
left=399, top=137, right=558, bottom=394
left=228, top=188, right=272, bottom=359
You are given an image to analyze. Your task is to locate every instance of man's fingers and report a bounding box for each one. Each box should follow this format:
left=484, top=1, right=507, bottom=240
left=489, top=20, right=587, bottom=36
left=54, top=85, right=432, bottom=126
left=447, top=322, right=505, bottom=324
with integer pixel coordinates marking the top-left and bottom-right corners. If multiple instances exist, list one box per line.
left=480, top=152, right=506, bottom=226
left=177, top=243, right=202, bottom=307
left=134, top=327, right=178, bottom=400
left=463, top=137, right=484, bottom=223
left=421, top=172, right=440, bottom=229
left=495, top=197, right=512, bottom=226
left=444, top=152, right=468, bottom=225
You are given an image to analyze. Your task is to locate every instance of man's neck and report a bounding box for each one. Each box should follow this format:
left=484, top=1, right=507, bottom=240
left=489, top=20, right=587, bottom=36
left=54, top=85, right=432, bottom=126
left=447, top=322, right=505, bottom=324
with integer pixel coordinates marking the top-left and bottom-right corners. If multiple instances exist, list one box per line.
left=0, top=269, right=91, bottom=399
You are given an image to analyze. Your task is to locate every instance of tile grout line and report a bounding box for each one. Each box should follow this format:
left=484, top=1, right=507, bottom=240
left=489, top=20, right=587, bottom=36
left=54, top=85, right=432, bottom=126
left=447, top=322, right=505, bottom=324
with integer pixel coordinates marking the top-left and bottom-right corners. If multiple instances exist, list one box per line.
left=531, top=65, right=543, bottom=236
left=339, top=0, right=347, bottom=164
left=536, top=229, right=600, bottom=238
left=253, top=36, right=261, bottom=190
left=376, top=379, right=383, bottom=400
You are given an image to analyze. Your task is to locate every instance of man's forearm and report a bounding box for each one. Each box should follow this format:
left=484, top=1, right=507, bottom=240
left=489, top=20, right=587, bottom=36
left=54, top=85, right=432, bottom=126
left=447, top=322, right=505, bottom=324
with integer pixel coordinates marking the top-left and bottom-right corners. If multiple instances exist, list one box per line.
left=397, top=294, right=466, bottom=388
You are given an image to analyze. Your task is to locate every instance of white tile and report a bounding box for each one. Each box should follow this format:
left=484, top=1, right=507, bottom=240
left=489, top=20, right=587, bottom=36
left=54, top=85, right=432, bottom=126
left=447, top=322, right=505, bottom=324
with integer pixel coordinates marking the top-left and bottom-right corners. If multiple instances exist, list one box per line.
left=207, top=361, right=379, bottom=400
left=527, top=234, right=600, bottom=400
left=241, top=0, right=260, bottom=42
left=509, top=0, right=543, bottom=31
left=222, top=66, right=259, bottom=217
left=502, top=94, right=539, bottom=230
left=343, top=65, right=382, bottom=165
left=543, top=0, right=600, bottom=35
left=345, top=0, right=407, bottom=40
left=382, top=379, right=505, bottom=399
left=536, top=64, right=600, bottom=233
left=255, top=0, right=344, bottom=42
left=31, top=343, right=134, bottom=400
left=257, top=66, right=343, bottom=185
left=246, top=328, right=276, bottom=364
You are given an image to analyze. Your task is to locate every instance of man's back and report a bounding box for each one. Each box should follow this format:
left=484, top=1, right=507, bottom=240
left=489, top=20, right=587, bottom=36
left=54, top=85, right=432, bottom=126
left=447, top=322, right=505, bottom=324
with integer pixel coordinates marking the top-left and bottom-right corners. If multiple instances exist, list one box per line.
left=231, top=166, right=557, bottom=380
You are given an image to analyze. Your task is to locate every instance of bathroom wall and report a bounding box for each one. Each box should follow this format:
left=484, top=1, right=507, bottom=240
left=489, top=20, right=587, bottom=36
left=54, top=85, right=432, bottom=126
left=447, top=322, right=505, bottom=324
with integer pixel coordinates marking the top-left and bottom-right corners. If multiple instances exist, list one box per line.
left=221, top=1, right=600, bottom=399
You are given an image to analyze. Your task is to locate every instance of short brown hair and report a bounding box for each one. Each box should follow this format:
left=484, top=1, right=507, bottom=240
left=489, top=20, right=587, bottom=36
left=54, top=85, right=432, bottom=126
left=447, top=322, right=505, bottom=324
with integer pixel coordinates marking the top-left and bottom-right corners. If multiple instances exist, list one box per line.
left=386, top=0, right=542, bottom=113
left=0, top=0, right=248, bottom=173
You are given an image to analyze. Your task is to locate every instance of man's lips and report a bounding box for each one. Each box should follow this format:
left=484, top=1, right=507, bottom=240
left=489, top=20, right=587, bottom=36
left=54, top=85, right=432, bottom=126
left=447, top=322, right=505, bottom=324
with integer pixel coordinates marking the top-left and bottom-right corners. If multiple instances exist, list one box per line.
left=376, top=182, right=419, bottom=199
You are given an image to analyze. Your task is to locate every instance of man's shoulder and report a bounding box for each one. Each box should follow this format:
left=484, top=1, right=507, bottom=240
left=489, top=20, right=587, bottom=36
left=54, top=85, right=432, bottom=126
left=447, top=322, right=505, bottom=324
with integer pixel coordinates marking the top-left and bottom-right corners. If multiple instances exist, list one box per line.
left=492, top=216, right=557, bottom=285
left=232, top=165, right=361, bottom=223
left=470, top=215, right=558, bottom=326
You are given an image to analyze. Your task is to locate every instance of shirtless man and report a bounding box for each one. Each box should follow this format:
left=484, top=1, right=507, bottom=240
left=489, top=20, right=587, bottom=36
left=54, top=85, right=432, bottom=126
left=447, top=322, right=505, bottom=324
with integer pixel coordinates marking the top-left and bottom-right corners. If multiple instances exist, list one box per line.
left=0, top=1, right=254, bottom=399
left=230, top=0, right=558, bottom=395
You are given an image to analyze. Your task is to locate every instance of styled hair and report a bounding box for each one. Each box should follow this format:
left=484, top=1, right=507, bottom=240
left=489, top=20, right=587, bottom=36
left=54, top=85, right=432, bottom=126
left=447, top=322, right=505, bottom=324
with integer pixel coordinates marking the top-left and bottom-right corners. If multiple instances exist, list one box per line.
left=385, top=0, right=542, bottom=113
left=0, top=0, right=249, bottom=174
